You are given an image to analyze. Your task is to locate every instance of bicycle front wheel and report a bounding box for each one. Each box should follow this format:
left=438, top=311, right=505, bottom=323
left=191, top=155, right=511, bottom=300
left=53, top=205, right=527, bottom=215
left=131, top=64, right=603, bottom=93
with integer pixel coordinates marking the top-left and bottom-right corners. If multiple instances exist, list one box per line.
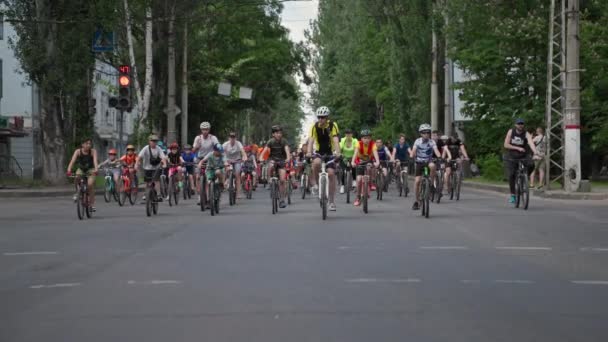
left=77, top=189, right=85, bottom=220
left=146, top=188, right=153, bottom=217
left=521, top=174, right=530, bottom=210
left=209, top=181, right=216, bottom=216
left=168, top=178, right=174, bottom=207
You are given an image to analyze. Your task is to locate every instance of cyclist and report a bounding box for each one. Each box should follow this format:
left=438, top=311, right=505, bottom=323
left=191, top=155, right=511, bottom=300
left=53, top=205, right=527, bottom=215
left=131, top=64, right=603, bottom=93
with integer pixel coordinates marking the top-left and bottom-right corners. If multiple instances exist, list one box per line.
left=181, top=144, right=197, bottom=196
left=503, top=118, right=538, bottom=203
left=66, top=138, right=99, bottom=211
left=306, top=106, right=340, bottom=211
left=392, top=133, right=411, bottom=177
left=374, top=137, right=395, bottom=192
left=223, top=131, right=247, bottom=201
left=445, top=135, right=469, bottom=192
left=351, top=129, right=380, bottom=207
left=339, top=128, right=358, bottom=194
left=98, top=148, right=122, bottom=192
left=241, top=145, right=258, bottom=189
left=200, top=143, right=226, bottom=196
left=259, top=125, right=291, bottom=209
left=165, top=142, right=184, bottom=200
left=436, top=135, right=453, bottom=195
left=410, top=124, right=442, bottom=210
left=135, top=134, right=168, bottom=202
left=120, top=144, right=139, bottom=189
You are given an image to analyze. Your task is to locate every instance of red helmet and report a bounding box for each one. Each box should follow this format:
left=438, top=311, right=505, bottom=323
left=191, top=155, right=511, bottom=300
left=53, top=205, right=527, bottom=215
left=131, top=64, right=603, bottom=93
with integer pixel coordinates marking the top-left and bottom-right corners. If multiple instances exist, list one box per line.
left=169, top=142, right=179, bottom=149
left=244, top=145, right=252, bottom=153
left=108, top=148, right=117, bottom=155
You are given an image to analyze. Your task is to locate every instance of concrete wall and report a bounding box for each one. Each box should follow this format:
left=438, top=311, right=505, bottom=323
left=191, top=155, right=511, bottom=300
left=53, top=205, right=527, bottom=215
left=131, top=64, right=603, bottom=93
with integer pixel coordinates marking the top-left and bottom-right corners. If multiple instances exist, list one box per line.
left=9, top=133, right=33, bottom=179
left=0, top=19, right=33, bottom=117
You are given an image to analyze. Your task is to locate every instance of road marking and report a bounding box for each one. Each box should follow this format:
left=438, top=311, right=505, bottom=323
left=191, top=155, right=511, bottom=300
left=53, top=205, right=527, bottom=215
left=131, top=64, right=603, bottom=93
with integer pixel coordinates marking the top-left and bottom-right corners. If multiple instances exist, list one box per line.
left=580, top=247, right=608, bottom=253
left=127, top=280, right=182, bottom=285
left=4, top=251, right=59, bottom=256
left=419, top=246, right=469, bottom=250
left=30, top=282, right=81, bottom=289
left=345, top=278, right=421, bottom=283
left=494, top=280, right=535, bottom=284
left=337, top=246, right=384, bottom=251
left=461, top=279, right=481, bottom=284
left=571, top=280, right=608, bottom=285
left=495, top=246, right=552, bottom=251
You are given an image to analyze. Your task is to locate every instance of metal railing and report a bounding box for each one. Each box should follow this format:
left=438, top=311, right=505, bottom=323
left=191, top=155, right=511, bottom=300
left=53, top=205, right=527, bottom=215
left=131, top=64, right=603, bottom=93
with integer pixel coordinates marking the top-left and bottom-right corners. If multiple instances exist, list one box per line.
left=0, top=155, right=23, bottom=180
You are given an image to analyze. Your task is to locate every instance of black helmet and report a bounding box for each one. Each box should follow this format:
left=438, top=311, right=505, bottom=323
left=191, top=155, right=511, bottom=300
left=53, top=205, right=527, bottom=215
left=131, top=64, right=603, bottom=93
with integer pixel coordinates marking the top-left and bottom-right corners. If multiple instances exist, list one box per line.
left=344, top=128, right=353, bottom=134
left=271, top=125, right=282, bottom=133
left=360, top=129, right=371, bottom=137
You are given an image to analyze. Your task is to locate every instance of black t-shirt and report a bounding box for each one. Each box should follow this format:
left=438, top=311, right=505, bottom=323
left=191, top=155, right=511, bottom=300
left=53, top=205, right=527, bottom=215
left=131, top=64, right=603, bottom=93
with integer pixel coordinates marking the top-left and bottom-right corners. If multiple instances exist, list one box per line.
left=508, top=128, right=529, bottom=159
left=167, top=152, right=181, bottom=165
left=267, top=138, right=288, bottom=161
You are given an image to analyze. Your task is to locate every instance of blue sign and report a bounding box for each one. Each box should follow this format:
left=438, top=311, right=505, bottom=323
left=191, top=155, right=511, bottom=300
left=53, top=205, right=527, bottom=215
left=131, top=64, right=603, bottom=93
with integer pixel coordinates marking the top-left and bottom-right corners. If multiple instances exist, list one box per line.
left=92, top=29, right=114, bottom=52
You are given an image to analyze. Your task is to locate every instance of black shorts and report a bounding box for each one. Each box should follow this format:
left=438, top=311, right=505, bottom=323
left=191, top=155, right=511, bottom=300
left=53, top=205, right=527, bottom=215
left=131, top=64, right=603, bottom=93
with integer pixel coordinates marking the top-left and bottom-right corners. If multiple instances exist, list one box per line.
left=314, top=155, right=336, bottom=169
left=269, top=159, right=286, bottom=170
left=144, top=169, right=161, bottom=182
left=415, top=161, right=431, bottom=177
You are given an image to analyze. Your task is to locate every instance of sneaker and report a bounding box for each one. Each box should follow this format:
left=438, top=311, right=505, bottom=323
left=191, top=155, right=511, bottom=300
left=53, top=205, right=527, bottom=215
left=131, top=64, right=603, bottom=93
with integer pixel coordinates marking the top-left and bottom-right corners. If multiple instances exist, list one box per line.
left=509, top=195, right=516, bottom=204
left=90, top=206, right=97, bottom=212
left=142, top=195, right=147, bottom=201
left=412, top=202, right=420, bottom=210
left=178, top=181, right=183, bottom=189
left=165, top=196, right=170, bottom=201
left=311, top=185, right=319, bottom=196
left=279, top=200, right=287, bottom=208
left=340, top=185, right=345, bottom=194
left=73, top=194, right=78, bottom=203
left=354, top=198, right=361, bottom=206
left=371, top=184, right=377, bottom=191
left=329, top=202, right=337, bottom=211
left=352, top=180, right=357, bottom=187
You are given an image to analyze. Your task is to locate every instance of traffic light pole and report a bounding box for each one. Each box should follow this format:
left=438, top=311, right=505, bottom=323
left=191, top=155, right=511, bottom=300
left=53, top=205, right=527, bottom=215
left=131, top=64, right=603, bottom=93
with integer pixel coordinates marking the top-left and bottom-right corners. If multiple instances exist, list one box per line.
left=118, top=109, right=124, bottom=154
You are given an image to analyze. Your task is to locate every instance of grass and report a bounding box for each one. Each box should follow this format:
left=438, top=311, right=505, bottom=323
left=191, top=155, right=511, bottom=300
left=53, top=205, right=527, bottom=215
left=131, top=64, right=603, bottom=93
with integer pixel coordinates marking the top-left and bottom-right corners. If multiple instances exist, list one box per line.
left=466, top=176, right=507, bottom=186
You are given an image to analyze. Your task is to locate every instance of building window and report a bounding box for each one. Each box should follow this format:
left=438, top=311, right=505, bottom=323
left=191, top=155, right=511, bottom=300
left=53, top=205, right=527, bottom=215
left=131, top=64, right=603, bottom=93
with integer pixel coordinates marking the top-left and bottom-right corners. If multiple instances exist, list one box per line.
left=0, top=14, right=4, bottom=40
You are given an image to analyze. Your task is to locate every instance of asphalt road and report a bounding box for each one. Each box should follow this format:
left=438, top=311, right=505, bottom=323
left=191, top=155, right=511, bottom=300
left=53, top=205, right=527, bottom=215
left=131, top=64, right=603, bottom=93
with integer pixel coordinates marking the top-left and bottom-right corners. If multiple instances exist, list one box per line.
left=1, top=184, right=608, bottom=342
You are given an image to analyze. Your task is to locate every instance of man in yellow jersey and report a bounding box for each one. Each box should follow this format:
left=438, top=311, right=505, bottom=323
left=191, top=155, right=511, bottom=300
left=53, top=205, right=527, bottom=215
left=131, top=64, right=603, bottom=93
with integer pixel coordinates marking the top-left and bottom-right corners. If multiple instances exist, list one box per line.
left=306, top=106, right=340, bottom=211
left=351, top=129, right=380, bottom=207
left=339, top=128, right=358, bottom=194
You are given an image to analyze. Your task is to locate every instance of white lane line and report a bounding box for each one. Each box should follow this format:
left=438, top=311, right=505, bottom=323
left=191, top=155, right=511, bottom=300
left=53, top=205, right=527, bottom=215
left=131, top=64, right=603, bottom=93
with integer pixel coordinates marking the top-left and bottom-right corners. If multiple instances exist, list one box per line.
left=30, top=282, right=81, bottom=289
left=580, top=247, right=608, bottom=253
left=337, top=246, right=384, bottom=251
left=494, top=280, right=536, bottom=284
left=419, top=246, right=469, bottom=250
left=461, top=279, right=481, bottom=284
left=345, top=278, right=421, bottom=284
left=127, top=280, right=182, bottom=285
left=495, top=246, right=552, bottom=251
left=571, top=280, right=608, bottom=285
left=4, top=251, right=59, bottom=256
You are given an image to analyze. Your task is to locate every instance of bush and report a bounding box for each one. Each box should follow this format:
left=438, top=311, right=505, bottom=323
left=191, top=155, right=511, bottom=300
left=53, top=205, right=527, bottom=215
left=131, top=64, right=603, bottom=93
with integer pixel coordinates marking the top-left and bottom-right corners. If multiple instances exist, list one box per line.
left=476, top=154, right=505, bottom=181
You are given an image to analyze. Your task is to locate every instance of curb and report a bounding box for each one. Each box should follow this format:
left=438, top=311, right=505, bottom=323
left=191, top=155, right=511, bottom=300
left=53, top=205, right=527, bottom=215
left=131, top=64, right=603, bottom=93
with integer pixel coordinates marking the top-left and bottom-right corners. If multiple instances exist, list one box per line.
left=463, top=181, right=608, bottom=200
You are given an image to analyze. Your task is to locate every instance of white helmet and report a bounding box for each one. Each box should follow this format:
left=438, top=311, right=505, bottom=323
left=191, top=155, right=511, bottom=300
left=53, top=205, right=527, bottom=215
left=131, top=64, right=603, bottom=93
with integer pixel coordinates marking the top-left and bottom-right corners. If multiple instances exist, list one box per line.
left=200, top=122, right=211, bottom=129
left=418, top=123, right=432, bottom=132
left=315, top=106, right=330, bottom=117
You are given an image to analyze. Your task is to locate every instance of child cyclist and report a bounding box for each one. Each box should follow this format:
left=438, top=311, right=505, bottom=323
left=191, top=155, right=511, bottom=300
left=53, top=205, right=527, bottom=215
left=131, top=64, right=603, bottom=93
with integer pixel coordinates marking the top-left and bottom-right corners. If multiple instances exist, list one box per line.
left=350, top=129, right=380, bottom=207
left=165, top=142, right=184, bottom=200
left=181, top=144, right=197, bottom=195
left=241, top=145, right=258, bottom=189
left=98, top=148, right=122, bottom=190
left=120, top=145, right=139, bottom=188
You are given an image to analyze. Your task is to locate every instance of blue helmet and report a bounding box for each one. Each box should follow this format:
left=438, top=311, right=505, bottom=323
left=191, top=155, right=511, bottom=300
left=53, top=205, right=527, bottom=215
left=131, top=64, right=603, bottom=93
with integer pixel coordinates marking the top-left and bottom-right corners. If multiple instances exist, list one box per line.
left=213, top=143, right=224, bottom=153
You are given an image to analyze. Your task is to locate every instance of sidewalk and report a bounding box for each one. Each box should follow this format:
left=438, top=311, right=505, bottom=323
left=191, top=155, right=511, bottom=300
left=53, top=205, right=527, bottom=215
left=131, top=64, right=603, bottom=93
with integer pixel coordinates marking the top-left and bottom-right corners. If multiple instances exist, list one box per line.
left=463, top=180, right=608, bottom=200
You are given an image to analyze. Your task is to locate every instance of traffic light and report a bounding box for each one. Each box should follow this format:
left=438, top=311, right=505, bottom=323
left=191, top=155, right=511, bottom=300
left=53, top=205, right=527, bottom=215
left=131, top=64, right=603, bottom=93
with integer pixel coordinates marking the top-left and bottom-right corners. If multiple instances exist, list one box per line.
left=117, top=64, right=132, bottom=110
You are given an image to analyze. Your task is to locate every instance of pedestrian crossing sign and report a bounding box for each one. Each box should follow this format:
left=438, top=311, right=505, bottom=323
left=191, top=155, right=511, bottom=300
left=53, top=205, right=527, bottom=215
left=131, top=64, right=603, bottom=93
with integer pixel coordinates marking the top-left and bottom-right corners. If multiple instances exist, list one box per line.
left=92, top=29, right=114, bottom=52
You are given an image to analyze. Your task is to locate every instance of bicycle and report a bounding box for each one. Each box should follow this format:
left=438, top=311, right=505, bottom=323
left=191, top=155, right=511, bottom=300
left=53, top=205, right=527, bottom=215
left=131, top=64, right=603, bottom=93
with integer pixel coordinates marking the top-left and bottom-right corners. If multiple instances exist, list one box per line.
left=356, top=161, right=373, bottom=214
left=265, top=161, right=284, bottom=215
left=418, top=163, right=432, bottom=219
left=395, top=160, right=410, bottom=197
left=449, top=159, right=464, bottom=201
left=344, top=160, right=353, bottom=204
left=313, top=154, right=338, bottom=220
left=375, top=161, right=391, bottom=200
left=300, top=158, right=311, bottom=199
left=507, top=158, right=531, bottom=210
left=71, top=174, right=93, bottom=220
left=433, top=159, right=446, bottom=204
left=242, top=163, right=255, bottom=199
left=159, top=167, right=169, bottom=200
left=103, top=168, right=119, bottom=204
left=207, top=165, right=222, bottom=216
left=199, top=163, right=208, bottom=212
left=226, top=161, right=238, bottom=206
left=144, top=170, right=161, bottom=217
left=167, top=164, right=181, bottom=207
left=182, top=162, right=196, bottom=200
left=118, top=166, right=139, bottom=206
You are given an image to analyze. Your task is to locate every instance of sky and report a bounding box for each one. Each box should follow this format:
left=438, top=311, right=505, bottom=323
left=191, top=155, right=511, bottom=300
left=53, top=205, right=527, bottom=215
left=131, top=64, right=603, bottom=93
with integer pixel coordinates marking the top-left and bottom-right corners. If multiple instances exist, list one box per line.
left=279, top=0, right=319, bottom=144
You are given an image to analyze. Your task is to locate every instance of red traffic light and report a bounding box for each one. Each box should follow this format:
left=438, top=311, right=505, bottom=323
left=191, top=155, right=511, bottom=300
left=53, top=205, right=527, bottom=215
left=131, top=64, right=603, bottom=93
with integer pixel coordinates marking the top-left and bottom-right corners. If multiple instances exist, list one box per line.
left=119, top=75, right=130, bottom=87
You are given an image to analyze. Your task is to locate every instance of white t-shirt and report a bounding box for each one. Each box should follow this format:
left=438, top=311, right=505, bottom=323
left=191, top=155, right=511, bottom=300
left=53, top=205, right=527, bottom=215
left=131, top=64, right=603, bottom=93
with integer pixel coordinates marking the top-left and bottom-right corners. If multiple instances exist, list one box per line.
left=138, top=145, right=166, bottom=170
left=223, top=140, right=244, bottom=161
left=193, top=134, right=219, bottom=159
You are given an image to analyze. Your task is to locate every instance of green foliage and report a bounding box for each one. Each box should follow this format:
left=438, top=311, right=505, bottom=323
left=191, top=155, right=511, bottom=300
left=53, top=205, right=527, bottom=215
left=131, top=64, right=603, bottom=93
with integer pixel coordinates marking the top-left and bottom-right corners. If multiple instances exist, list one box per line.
left=476, top=154, right=505, bottom=182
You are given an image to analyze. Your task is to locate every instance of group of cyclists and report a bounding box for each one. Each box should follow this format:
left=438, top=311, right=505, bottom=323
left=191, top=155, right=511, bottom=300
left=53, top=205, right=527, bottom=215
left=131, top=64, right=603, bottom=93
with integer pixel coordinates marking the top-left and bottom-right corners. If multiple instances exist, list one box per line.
left=67, top=104, right=547, bottom=216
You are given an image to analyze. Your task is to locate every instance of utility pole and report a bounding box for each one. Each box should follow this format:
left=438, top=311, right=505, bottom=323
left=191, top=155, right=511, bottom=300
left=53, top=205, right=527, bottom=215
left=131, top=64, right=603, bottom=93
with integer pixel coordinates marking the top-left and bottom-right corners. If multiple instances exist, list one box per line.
left=443, top=0, right=453, bottom=136
left=431, top=24, right=439, bottom=130
left=180, top=22, right=189, bottom=146
left=564, top=0, right=581, bottom=192
left=166, top=3, right=178, bottom=144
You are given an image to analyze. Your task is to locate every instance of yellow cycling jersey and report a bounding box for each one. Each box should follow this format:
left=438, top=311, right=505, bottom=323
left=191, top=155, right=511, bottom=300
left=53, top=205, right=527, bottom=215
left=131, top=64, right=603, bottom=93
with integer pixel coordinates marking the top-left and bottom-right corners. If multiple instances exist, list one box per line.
left=309, top=120, right=339, bottom=155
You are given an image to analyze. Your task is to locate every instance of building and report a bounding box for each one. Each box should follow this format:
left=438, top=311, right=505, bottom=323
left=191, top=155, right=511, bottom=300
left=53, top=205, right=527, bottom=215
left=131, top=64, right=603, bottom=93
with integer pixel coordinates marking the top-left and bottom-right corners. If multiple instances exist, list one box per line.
left=0, top=17, right=136, bottom=181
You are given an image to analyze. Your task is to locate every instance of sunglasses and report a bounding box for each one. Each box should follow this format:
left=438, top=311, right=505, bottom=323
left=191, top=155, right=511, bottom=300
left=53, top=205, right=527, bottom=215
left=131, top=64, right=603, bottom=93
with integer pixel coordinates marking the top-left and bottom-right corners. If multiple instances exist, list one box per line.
left=126, top=149, right=135, bottom=152
left=229, top=135, right=236, bottom=138
left=516, top=123, right=524, bottom=125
